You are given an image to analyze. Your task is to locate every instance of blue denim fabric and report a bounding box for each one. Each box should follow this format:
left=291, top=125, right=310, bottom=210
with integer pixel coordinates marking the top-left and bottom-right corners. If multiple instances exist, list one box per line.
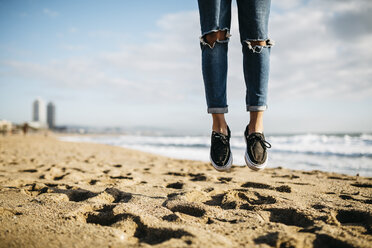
left=198, top=0, right=273, bottom=113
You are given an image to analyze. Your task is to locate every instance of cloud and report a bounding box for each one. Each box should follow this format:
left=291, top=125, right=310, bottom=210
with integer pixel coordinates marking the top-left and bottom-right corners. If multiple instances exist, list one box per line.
left=2, top=11, right=204, bottom=104
left=272, top=0, right=302, bottom=10
left=43, top=8, right=59, bottom=18
left=268, top=0, right=372, bottom=100
left=325, top=0, right=372, bottom=40
left=99, top=11, right=202, bottom=99
left=1, top=59, right=136, bottom=91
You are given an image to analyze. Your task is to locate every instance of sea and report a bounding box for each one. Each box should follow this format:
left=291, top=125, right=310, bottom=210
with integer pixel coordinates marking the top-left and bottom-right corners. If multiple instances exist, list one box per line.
left=59, top=132, right=372, bottom=177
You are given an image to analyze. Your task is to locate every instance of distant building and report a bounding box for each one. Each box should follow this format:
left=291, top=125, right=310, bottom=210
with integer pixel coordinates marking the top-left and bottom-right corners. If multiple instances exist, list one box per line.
left=32, top=98, right=46, bottom=125
left=47, top=102, right=55, bottom=129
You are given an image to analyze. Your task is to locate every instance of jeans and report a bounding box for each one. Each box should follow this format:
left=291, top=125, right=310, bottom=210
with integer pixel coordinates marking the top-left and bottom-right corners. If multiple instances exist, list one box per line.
left=198, top=0, right=273, bottom=113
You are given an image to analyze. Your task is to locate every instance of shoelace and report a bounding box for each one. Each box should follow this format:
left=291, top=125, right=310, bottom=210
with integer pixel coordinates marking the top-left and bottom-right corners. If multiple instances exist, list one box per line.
left=247, top=133, right=272, bottom=149
left=213, top=133, right=229, bottom=145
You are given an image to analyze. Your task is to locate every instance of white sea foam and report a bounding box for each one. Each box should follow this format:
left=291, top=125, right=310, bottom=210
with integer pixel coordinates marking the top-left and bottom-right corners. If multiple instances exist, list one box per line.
left=59, top=133, right=372, bottom=177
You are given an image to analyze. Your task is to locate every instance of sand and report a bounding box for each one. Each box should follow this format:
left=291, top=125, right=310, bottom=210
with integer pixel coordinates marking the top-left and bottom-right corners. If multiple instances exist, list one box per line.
left=0, top=134, right=371, bottom=248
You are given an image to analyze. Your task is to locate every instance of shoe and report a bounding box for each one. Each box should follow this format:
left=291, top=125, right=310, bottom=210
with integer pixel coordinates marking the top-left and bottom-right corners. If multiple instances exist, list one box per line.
left=210, top=126, right=233, bottom=171
left=244, top=127, right=271, bottom=171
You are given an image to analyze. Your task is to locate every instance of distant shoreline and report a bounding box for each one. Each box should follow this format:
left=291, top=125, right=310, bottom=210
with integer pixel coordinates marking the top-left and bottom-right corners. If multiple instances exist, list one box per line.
left=57, top=133, right=372, bottom=177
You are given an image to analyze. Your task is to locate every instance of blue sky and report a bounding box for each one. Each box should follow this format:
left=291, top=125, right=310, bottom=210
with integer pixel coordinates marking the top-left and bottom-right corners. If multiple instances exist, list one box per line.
left=1, top=0, right=371, bottom=134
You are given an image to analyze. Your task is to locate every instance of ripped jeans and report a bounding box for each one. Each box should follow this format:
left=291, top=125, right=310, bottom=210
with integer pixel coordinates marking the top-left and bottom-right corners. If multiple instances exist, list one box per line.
left=198, top=0, right=274, bottom=113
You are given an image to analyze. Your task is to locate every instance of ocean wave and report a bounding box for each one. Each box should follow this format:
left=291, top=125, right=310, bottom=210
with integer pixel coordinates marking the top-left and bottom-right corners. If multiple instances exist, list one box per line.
left=60, top=133, right=372, bottom=157
left=59, top=133, right=372, bottom=176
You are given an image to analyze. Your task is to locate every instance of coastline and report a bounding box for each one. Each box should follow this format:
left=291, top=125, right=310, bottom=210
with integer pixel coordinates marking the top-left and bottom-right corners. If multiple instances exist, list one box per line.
left=57, top=132, right=372, bottom=177
left=0, top=134, right=371, bottom=247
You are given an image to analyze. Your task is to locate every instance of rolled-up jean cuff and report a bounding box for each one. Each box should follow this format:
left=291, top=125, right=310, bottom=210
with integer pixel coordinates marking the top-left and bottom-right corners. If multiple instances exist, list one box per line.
left=208, top=107, right=228, bottom=114
left=246, top=105, right=267, bottom=112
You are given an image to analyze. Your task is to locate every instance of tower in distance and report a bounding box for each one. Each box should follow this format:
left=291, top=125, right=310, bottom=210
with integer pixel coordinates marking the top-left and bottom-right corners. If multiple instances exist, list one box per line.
left=47, top=102, right=55, bottom=129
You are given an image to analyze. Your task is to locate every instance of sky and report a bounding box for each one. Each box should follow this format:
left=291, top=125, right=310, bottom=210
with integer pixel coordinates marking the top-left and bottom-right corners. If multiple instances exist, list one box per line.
left=0, top=0, right=371, bottom=134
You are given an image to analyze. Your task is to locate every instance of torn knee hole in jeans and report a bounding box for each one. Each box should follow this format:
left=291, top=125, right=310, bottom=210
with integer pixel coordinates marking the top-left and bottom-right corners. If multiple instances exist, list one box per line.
left=244, top=39, right=275, bottom=53
left=200, top=29, right=231, bottom=49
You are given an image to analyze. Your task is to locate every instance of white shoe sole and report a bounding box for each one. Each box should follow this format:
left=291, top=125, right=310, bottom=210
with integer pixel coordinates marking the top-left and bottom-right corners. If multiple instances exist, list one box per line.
left=210, top=152, right=233, bottom=172
left=244, top=135, right=267, bottom=171
left=244, top=150, right=267, bottom=171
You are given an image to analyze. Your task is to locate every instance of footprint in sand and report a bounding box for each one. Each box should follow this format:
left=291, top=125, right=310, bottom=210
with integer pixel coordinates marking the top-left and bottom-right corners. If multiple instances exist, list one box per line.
left=266, top=208, right=314, bottom=228
left=254, top=232, right=304, bottom=248
left=19, top=169, right=38, bottom=173
left=339, top=194, right=372, bottom=204
left=58, top=188, right=97, bottom=202
left=162, top=213, right=181, bottom=222
left=328, top=176, right=353, bottom=181
left=254, top=232, right=354, bottom=248
left=72, top=168, right=85, bottom=173
left=164, top=199, right=206, bottom=218
left=110, top=175, right=133, bottom=180
left=26, top=183, right=96, bottom=202
left=30, top=184, right=133, bottom=204
left=336, top=209, right=372, bottom=234
left=254, top=232, right=280, bottom=247
left=89, top=179, right=98, bottom=185
left=53, top=173, right=70, bottom=181
left=301, top=171, right=320, bottom=175
left=275, top=185, right=292, bottom=193
left=205, top=189, right=277, bottom=210
left=271, top=174, right=299, bottom=179
left=166, top=182, right=184, bottom=189
left=313, top=234, right=355, bottom=248
left=83, top=205, right=192, bottom=245
left=241, top=181, right=292, bottom=193
left=351, top=183, right=372, bottom=188
left=166, top=172, right=186, bottom=177
left=188, top=173, right=207, bottom=182
left=217, top=177, right=232, bottom=183
left=312, top=204, right=326, bottom=210
left=77, top=188, right=132, bottom=204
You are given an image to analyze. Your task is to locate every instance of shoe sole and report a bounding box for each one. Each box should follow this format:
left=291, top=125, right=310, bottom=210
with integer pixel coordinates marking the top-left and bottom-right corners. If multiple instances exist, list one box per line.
left=244, top=135, right=267, bottom=171
left=210, top=152, right=233, bottom=172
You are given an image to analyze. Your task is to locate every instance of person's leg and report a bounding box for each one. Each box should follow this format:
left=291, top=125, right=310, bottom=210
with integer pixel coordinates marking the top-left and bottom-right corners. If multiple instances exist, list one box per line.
left=236, top=0, right=273, bottom=134
left=237, top=0, right=273, bottom=170
left=198, top=0, right=233, bottom=170
left=198, top=0, right=232, bottom=135
left=203, top=29, right=230, bottom=136
left=212, top=113, right=228, bottom=135
left=248, top=111, right=264, bottom=134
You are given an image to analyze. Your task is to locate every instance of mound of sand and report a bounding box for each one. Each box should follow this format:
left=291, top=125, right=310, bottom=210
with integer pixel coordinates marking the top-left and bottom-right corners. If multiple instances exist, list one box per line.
left=0, top=135, right=371, bottom=247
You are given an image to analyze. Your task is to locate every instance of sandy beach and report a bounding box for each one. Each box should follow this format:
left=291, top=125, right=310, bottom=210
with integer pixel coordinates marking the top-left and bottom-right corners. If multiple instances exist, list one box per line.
left=0, top=134, right=371, bottom=248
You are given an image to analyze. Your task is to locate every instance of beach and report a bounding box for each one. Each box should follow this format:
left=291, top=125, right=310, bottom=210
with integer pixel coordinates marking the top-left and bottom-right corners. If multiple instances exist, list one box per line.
left=0, top=134, right=371, bottom=248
